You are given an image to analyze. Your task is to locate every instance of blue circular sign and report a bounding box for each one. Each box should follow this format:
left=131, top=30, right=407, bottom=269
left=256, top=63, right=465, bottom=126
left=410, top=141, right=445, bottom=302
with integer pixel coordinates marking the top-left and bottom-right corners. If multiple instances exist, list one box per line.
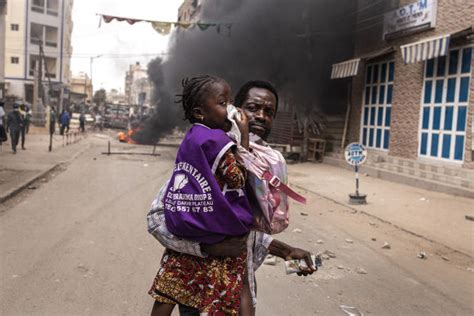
left=345, top=143, right=367, bottom=166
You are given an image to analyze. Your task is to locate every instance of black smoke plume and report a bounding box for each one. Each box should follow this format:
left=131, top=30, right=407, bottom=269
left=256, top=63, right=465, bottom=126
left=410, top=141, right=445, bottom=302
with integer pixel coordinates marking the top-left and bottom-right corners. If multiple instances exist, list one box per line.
left=138, top=0, right=367, bottom=144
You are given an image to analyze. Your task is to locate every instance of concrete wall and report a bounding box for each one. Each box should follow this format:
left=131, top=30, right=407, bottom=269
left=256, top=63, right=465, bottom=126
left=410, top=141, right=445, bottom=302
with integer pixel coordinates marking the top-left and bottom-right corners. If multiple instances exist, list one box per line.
left=347, top=0, right=474, bottom=167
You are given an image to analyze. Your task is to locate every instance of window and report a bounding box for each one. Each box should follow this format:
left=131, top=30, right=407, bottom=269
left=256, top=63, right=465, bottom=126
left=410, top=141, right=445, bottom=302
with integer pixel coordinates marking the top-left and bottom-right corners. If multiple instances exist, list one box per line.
left=11, top=57, right=19, bottom=64
left=29, top=55, right=40, bottom=76
left=30, top=23, right=43, bottom=45
left=419, top=46, right=472, bottom=162
left=360, top=61, right=394, bottom=150
left=47, top=0, right=58, bottom=16
left=32, top=0, right=45, bottom=13
left=45, top=26, right=58, bottom=47
left=30, top=23, right=58, bottom=47
left=11, top=24, right=19, bottom=31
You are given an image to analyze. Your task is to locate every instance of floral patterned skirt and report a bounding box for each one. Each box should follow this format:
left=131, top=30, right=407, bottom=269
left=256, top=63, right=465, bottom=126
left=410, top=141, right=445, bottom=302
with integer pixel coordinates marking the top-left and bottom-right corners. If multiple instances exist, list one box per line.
left=148, top=249, right=246, bottom=315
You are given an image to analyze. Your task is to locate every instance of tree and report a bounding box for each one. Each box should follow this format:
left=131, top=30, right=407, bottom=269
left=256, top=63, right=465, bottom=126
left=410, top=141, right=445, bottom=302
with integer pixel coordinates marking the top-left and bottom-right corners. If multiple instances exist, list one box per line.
left=93, top=89, right=107, bottom=107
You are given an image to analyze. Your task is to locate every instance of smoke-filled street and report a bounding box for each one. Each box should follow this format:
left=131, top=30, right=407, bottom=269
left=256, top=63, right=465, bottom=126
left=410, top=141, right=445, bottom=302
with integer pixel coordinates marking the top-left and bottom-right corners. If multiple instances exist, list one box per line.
left=1, top=137, right=472, bottom=315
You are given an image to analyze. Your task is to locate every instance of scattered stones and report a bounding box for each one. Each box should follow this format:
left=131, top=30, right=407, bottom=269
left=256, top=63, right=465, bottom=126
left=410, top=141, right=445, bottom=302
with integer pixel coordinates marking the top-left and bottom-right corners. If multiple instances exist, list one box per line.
left=337, top=265, right=344, bottom=270
left=345, top=238, right=354, bottom=244
left=11, top=274, right=20, bottom=278
left=381, top=242, right=391, bottom=249
left=467, top=267, right=474, bottom=273
left=364, top=173, right=369, bottom=177
left=369, top=221, right=376, bottom=226
left=371, top=237, right=377, bottom=241
left=321, top=254, right=330, bottom=260
left=93, top=157, right=97, bottom=160
left=417, top=252, right=427, bottom=259
left=328, top=209, right=334, bottom=212
left=316, top=239, right=324, bottom=244
left=465, top=215, right=474, bottom=221
left=300, top=212, right=309, bottom=216
left=441, top=256, right=449, bottom=261
left=41, top=178, right=47, bottom=182
left=263, top=255, right=277, bottom=266
left=323, top=250, right=336, bottom=258
left=27, top=185, right=37, bottom=190
left=356, top=267, right=367, bottom=275
left=143, top=164, right=149, bottom=167
left=292, top=228, right=302, bottom=233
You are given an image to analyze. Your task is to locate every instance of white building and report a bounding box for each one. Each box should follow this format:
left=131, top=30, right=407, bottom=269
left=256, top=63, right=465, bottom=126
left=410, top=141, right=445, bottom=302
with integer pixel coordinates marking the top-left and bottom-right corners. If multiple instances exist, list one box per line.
left=0, top=0, right=6, bottom=99
left=124, top=62, right=152, bottom=109
left=3, top=0, right=73, bottom=106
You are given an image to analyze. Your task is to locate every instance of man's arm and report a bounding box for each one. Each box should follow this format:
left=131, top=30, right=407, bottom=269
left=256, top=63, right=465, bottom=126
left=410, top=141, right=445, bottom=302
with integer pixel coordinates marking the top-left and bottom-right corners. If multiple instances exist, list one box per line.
left=147, top=182, right=206, bottom=257
left=147, top=183, right=247, bottom=257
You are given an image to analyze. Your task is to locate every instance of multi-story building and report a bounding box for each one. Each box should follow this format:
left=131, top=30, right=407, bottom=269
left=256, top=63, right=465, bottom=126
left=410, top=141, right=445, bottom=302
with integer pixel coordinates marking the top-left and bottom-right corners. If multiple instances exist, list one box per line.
left=0, top=0, right=6, bottom=100
left=3, top=0, right=74, bottom=110
left=178, top=0, right=203, bottom=23
left=69, top=71, right=92, bottom=102
left=124, top=62, right=152, bottom=110
left=330, top=0, right=473, bottom=194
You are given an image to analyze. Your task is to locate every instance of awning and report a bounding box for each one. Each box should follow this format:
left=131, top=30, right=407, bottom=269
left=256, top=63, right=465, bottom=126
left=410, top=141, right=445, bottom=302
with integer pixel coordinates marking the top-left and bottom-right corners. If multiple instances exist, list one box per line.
left=331, top=59, right=360, bottom=79
left=331, top=46, right=395, bottom=79
left=400, top=35, right=450, bottom=64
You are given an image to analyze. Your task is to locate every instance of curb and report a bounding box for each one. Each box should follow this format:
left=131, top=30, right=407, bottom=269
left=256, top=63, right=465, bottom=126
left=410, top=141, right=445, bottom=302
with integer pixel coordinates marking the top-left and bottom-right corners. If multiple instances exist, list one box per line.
left=0, top=142, right=91, bottom=204
left=0, top=164, right=61, bottom=203
left=293, top=183, right=474, bottom=260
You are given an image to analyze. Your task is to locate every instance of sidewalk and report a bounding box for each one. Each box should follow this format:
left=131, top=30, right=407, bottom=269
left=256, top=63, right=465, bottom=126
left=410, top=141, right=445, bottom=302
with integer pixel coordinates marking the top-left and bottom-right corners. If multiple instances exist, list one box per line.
left=0, top=131, right=89, bottom=203
left=288, top=162, right=474, bottom=257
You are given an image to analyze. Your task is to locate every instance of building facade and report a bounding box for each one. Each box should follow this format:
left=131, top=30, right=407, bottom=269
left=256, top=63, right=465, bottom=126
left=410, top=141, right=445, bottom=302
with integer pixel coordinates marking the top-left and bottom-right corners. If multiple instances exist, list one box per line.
left=332, top=0, right=473, bottom=168
left=178, top=0, right=202, bottom=23
left=0, top=1, right=6, bottom=100
left=124, top=62, right=152, bottom=110
left=3, top=0, right=73, bottom=108
left=69, top=71, right=92, bottom=102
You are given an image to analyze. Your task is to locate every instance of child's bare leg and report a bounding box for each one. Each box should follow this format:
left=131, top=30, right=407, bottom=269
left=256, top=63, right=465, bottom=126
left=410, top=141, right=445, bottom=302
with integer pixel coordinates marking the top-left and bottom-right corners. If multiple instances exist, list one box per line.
left=151, top=301, right=175, bottom=316
left=239, top=269, right=255, bottom=316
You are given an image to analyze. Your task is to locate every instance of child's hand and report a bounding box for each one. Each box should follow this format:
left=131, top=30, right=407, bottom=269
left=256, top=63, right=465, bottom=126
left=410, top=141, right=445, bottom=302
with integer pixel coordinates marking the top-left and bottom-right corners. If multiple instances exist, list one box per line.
left=235, top=109, right=249, bottom=149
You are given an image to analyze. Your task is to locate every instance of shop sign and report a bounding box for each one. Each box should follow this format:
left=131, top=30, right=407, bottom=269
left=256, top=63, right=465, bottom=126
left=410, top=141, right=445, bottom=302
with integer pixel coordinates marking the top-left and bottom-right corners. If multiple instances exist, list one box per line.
left=383, top=0, right=437, bottom=40
left=345, top=143, right=367, bottom=166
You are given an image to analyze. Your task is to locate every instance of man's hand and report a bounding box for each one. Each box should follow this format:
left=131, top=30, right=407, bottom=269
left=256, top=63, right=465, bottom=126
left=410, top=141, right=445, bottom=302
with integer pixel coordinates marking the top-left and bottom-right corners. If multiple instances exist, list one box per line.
left=268, top=239, right=317, bottom=276
left=200, top=234, right=247, bottom=257
left=285, top=247, right=317, bottom=276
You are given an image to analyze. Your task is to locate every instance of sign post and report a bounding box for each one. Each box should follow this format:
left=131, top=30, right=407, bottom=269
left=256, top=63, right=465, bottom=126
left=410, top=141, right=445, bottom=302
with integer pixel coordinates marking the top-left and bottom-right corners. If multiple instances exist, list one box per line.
left=344, top=143, right=368, bottom=205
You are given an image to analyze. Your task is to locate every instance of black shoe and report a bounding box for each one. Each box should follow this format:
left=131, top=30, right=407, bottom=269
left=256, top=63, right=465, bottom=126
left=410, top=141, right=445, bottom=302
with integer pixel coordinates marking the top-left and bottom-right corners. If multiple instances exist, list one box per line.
left=22, top=146, right=26, bottom=150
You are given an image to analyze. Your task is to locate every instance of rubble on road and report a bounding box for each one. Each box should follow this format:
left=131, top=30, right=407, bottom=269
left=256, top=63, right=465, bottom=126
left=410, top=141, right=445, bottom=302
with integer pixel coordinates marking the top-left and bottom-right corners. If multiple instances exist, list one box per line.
left=263, top=255, right=277, bottom=266
left=417, top=252, right=427, bottom=259
left=381, top=242, right=391, bottom=249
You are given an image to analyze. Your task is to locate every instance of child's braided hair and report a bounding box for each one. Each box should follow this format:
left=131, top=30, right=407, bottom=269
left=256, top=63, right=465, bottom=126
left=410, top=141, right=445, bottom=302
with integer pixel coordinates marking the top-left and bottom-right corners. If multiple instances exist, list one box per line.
left=177, top=75, right=224, bottom=123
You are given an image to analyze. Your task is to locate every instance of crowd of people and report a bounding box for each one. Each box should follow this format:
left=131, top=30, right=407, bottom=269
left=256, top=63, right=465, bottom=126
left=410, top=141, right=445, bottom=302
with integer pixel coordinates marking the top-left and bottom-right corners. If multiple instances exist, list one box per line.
left=0, top=101, right=88, bottom=154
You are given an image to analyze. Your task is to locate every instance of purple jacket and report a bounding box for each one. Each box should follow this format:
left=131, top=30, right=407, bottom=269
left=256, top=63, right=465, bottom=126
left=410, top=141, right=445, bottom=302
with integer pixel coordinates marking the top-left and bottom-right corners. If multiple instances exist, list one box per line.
left=164, top=124, right=253, bottom=244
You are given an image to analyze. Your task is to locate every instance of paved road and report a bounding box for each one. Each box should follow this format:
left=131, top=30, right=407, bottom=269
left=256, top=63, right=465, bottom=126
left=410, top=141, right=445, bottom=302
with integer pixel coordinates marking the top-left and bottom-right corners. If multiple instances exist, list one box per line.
left=1, top=137, right=473, bottom=315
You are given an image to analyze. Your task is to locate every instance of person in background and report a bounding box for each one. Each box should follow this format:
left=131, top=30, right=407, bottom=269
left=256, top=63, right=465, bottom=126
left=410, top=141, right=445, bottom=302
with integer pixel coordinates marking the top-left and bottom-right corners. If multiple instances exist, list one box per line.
left=49, top=107, right=57, bottom=136
left=18, top=103, right=28, bottom=150
left=59, top=110, right=70, bottom=135
left=0, top=101, right=7, bottom=147
left=79, top=112, right=86, bottom=133
left=6, top=104, right=24, bottom=154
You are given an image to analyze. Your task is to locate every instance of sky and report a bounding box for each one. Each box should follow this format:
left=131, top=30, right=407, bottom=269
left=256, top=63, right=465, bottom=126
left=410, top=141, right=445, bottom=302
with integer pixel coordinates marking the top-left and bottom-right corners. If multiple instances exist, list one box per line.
left=70, top=0, right=183, bottom=93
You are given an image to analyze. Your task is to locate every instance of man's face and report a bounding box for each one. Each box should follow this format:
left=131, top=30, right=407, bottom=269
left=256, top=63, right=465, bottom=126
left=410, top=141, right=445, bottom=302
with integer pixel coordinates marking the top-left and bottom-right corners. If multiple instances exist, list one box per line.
left=241, top=87, right=277, bottom=140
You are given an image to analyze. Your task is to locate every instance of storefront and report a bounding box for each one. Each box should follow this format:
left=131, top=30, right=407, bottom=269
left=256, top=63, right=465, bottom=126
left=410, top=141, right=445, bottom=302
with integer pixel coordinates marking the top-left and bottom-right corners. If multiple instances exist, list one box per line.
left=331, top=0, right=473, bottom=168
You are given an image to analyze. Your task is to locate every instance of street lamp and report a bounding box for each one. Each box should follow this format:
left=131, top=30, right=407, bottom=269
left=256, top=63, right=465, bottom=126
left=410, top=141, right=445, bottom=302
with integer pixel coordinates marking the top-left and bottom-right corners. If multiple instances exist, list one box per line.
left=89, top=54, right=103, bottom=100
